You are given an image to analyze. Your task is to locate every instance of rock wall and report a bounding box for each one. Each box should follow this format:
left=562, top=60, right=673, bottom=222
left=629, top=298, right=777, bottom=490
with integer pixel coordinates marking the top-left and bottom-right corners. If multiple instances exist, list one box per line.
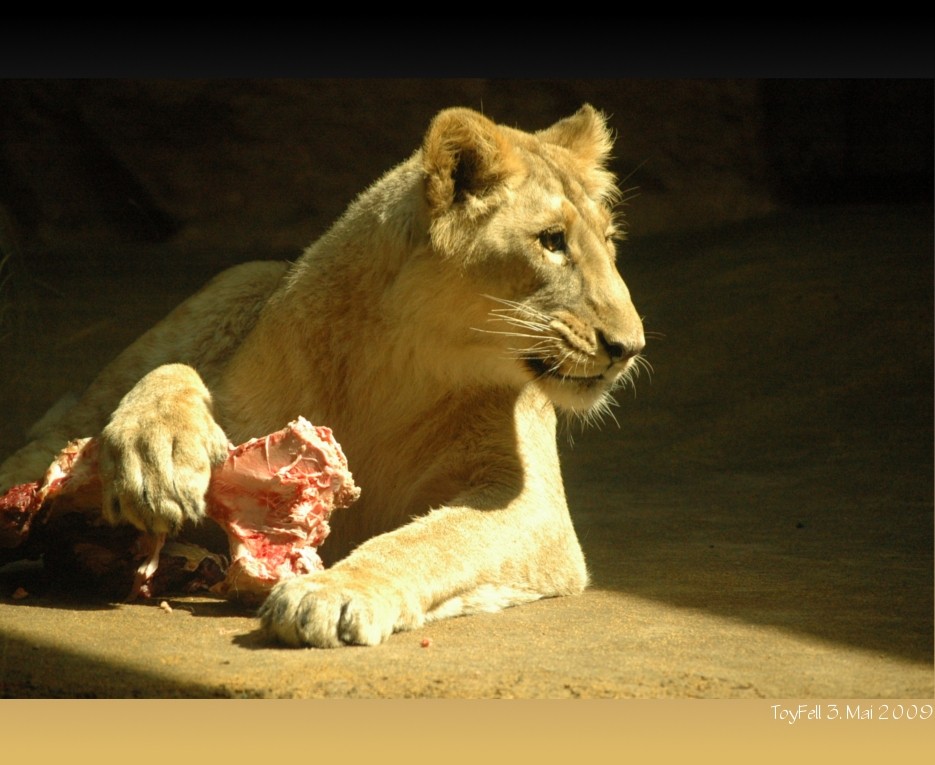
left=0, top=78, right=930, bottom=271
left=0, top=80, right=775, bottom=263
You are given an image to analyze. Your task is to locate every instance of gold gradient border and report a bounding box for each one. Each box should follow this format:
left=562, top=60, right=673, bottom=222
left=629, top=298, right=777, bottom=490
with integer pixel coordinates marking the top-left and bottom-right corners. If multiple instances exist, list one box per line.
left=4, top=699, right=933, bottom=762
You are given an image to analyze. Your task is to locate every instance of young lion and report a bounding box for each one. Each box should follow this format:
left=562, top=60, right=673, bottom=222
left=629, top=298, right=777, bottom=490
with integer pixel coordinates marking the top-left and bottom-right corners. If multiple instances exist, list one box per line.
left=0, top=105, right=645, bottom=647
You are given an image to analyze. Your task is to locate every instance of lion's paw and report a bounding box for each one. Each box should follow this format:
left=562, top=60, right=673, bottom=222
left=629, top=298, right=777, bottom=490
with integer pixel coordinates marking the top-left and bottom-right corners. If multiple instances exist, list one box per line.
left=259, top=569, right=423, bottom=648
left=98, top=364, right=229, bottom=535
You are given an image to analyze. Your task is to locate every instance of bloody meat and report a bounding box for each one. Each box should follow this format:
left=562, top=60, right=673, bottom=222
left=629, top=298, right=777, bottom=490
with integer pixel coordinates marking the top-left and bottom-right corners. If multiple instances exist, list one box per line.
left=0, top=417, right=359, bottom=602
left=205, top=417, right=360, bottom=602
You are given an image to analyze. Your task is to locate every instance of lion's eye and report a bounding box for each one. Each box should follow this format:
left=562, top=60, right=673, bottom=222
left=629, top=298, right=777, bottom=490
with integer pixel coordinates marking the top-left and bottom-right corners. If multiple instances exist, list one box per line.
left=539, top=229, right=566, bottom=253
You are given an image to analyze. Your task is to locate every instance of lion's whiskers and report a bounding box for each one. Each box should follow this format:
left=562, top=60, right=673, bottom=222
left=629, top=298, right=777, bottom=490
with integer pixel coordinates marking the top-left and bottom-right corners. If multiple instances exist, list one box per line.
left=630, top=353, right=653, bottom=382
left=491, top=315, right=551, bottom=333
left=472, top=327, right=547, bottom=342
left=470, top=294, right=560, bottom=366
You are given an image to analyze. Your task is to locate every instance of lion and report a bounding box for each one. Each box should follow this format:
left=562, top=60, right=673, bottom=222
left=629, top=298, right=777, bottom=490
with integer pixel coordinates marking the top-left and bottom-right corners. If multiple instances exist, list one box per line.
left=0, top=105, right=645, bottom=647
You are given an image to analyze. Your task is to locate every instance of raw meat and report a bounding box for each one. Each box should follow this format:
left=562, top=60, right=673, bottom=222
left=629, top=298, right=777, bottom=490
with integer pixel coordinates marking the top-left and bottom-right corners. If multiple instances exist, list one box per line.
left=205, top=417, right=361, bottom=603
left=0, top=437, right=100, bottom=547
left=0, top=417, right=359, bottom=603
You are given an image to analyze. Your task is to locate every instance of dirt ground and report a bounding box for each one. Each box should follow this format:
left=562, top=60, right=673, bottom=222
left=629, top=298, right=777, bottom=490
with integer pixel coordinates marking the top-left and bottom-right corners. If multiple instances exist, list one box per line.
left=0, top=203, right=931, bottom=699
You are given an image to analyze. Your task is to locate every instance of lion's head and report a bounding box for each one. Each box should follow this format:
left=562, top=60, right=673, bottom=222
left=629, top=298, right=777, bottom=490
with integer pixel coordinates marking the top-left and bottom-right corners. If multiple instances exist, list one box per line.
left=420, top=105, right=646, bottom=416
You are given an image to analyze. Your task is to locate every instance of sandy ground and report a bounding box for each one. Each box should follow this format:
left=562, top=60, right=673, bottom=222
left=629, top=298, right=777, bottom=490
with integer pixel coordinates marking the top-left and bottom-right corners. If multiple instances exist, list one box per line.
left=0, top=204, right=931, bottom=698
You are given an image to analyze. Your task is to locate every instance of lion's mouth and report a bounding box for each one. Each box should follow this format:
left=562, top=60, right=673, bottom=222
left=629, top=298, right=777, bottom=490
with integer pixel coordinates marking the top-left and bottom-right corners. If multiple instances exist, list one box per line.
left=524, top=357, right=607, bottom=387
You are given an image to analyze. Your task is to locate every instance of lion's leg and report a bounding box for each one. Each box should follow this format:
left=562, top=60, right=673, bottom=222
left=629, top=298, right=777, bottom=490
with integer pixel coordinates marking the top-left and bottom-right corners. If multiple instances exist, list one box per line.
left=259, top=498, right=588, bottom=648
left=0, top=366, right=227, bottom=537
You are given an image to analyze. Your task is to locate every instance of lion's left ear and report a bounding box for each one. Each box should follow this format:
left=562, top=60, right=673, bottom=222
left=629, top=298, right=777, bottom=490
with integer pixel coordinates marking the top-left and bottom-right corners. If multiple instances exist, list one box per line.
left=536, top=104, right=614, bottom=165
left=422, top=108, right=521, bottom=217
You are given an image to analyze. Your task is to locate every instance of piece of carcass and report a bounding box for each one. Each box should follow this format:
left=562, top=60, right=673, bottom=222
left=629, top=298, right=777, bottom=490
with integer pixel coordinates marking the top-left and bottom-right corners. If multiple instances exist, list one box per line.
left=205, top=417, right=361, bottom=603
left=0, top=417, right=360, bottom=603
left=0, top=437, right=101, bottom=548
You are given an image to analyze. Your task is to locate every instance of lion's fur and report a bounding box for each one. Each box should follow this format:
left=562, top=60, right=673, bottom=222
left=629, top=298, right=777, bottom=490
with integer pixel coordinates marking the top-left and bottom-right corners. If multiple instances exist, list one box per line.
left=0, top=105, right=645, bottom=647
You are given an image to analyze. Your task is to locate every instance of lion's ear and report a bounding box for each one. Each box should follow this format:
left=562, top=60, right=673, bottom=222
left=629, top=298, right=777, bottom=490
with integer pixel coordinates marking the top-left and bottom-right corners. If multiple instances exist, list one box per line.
left=537, top=104, right=613, bottom=165
left=422, top=108, right=520, bottom=216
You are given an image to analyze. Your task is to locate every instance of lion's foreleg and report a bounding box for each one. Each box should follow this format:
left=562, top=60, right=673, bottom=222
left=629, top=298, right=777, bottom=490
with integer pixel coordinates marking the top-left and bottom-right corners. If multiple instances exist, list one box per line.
left=259, top=496, right=587, bottom=648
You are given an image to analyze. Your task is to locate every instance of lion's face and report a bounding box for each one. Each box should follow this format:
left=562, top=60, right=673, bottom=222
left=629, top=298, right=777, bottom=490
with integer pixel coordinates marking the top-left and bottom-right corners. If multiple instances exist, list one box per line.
left=422, top=106, right=646, bottom=415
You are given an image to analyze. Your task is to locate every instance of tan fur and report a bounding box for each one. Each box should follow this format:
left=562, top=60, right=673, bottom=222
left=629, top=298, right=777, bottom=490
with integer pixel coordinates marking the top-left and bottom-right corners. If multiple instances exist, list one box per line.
left=0, top=105, right=645, bottom=647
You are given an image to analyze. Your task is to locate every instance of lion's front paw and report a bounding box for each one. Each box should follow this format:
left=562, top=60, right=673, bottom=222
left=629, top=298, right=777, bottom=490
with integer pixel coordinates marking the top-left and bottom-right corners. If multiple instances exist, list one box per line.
left=258, top=568, right=424, bottom=648
left=98, top=364, right=229, bottom=535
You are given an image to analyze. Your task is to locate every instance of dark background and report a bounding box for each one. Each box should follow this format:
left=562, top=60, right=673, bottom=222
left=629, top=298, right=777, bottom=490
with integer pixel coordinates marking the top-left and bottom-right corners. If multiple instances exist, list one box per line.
left=0, top=79, right=930, bottom=272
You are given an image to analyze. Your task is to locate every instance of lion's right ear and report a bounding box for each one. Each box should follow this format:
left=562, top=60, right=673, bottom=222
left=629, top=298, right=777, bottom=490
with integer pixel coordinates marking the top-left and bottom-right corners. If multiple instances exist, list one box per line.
left=422, top=108, right=520, bottom=217
left=536, top=104, right=614, bottom=166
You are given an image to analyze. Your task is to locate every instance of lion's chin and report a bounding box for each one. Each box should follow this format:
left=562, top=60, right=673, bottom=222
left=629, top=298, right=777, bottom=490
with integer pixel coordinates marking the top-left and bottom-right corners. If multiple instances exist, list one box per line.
left=537, top=378, right=613, bottom=414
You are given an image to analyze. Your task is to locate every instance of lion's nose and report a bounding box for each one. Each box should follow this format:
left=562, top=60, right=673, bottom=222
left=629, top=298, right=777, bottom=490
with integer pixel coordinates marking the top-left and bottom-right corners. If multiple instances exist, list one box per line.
left=599, top=330, right=645, bottom=363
